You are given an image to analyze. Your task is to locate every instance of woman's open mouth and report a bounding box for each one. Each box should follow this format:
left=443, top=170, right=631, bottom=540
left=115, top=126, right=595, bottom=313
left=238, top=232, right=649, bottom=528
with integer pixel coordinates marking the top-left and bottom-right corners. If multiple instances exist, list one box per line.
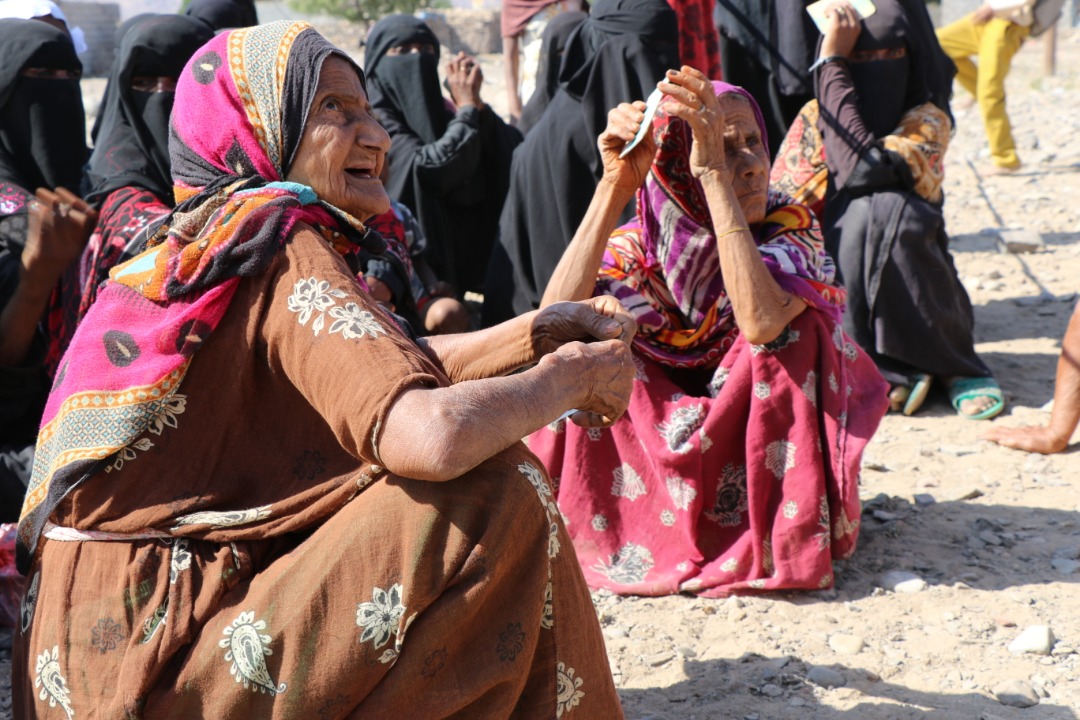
left=345, top=166, right=376, bottom=180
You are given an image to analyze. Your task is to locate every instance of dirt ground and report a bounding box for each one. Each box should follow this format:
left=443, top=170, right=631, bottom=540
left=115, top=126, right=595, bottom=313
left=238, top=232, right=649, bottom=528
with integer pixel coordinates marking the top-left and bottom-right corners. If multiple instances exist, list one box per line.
left=3, top=18, right=1080, bottom=720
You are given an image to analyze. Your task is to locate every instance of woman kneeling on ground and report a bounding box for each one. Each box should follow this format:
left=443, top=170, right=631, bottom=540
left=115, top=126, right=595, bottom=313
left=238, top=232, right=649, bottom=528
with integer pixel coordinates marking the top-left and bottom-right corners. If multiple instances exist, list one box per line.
left=14, top=21, right=632, bottom=718
left=533, top=66, right=889, bottom=597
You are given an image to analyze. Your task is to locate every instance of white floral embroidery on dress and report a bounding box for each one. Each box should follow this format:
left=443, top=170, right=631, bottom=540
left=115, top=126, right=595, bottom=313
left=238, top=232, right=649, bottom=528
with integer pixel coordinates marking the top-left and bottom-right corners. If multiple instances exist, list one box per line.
left=828, top=372, right=839, bottom=393
left=699, top=430, right=713, bottom=452
left=555, top=662, right=585, bottom=717
left=801, top=370, right=817, bottom=407
left=631, top=354, right=649, bottom=382
left=34, top=646, right=74, bottom=720
left=656, top=404, right=705, bottom=454
left=170, top=538, right=192, bottom=584
left=356, top=583, right=406, bottom=650
left=665, top=475, right=697, bottom=511
left=814, top=495, right=831, bottom=551
left=591, top=514, right=608, bottom=532
left=287, top=277, right=347, bottom=335
left=172, top=505, right=271, bottom=530
left=748, top=578, right=767, bottom=589
left=594, top=543, right=654, bottom=585
left=219, top=611, right=287, bottom=695
left=764, top=440, right=796, bottom=479
left=753, top=382, right=771, bottom=400
left=708, top=367, right=729, bottom=398
left=720, top=557, right=738, bottom=573
left=20, top=571, right=40, bottom=634
left=586, top=427, right=603, bottom=442
left=148, top=395, right=186, bottom=436
left=659, top=509, right=676, bottom=527
left=610, top=463, right=647, bottom=501
left=105, top=437, right=154, bottom=473
left=541, top=580, right=554, bottom=630
left=327, top=302, right=386, bottom=340
left=783, top=500, right=799, bottom=519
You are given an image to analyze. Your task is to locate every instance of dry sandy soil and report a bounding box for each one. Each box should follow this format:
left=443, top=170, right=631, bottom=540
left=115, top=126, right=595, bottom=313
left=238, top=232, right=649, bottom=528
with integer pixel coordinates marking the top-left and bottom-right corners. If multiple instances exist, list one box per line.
left=2, top=18, right=1080, bottom=720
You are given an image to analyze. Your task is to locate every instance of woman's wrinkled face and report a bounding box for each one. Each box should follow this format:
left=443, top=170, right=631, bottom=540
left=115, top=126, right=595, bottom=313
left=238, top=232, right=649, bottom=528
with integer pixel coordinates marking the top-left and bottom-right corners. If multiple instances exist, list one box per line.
left=286, top=55, right=391, bottom=219
left=717, top=94, right=769, bottom=225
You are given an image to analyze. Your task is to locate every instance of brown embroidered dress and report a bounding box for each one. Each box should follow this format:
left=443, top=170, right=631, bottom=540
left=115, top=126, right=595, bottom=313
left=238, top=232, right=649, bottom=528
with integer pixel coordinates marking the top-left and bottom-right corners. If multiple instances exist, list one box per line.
left=15, top=227, right=620, bottom=718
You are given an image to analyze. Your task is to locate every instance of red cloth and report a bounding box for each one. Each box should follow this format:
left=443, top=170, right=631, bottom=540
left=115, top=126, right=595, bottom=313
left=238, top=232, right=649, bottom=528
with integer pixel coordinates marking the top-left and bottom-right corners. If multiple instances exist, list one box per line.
left=668, top=0, right=722, bottom=79
left=528, top=308, right=888, bottom=597
left=502, top=0, right=560, bottom=37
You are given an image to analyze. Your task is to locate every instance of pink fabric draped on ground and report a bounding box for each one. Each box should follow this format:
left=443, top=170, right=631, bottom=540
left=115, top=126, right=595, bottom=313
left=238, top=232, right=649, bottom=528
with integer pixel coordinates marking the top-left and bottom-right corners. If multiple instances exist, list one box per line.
left=530, top=308, right=886, bottom=596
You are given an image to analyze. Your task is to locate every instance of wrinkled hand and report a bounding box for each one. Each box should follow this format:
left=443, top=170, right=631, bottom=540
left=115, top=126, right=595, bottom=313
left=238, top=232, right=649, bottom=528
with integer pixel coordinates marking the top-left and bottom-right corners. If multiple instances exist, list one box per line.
left=549, top=338, right=636, bottom=427
left=657, top=66, right=730, bottom=182
left=23, top=187, right=97, bottom=286
left=598, top=100, right=656, bottom=192
left=447, top=52, right=484, bottom=110
left=531, top=296, right=637, bottom=357
left=820, top=1, right=862, bottom=58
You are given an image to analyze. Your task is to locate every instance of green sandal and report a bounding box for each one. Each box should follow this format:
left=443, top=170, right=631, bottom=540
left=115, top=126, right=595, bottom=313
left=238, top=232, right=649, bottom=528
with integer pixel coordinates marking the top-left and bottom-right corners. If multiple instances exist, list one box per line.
left=948, top=377, right=1005, bottom=421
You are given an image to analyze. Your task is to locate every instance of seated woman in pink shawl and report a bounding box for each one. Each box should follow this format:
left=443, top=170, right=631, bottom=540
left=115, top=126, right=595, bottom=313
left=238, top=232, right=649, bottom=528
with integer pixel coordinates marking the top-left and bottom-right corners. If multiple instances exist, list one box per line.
left=531, top=67, right=890, bottom=596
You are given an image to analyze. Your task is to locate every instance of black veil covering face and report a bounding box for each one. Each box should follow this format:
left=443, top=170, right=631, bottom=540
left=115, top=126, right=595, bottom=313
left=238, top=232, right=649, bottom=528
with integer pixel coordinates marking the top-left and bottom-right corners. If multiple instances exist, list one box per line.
left=485, top=0, right=679, bottom=324
left=85, top=14, right=213, bottom=208
left=0, top=18, right=85, bottom=194
left=364, top=14, right=523, bottom=295
left=183, top=0, right=258, bottom=32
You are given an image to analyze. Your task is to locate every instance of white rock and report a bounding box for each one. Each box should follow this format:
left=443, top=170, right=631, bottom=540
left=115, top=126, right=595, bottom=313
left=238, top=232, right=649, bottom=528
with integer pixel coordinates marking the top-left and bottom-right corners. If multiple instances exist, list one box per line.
left=828, top=634, right=865, bottom=656
left=1009, top=626, right=1056, bottom=655
left=760, top=683, right=783, bottom=697
left=877, top=570, right=927, bottom=593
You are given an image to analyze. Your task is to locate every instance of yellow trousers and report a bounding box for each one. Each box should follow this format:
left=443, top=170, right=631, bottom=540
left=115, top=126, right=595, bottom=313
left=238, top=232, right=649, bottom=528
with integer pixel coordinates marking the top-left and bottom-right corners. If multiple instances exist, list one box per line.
left=936, top=14, right=1029, bottom=168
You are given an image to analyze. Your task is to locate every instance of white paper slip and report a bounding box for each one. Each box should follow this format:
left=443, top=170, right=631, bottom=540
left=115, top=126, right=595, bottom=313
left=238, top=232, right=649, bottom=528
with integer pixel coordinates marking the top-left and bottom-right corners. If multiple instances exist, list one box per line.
left=619, top=87, right=664, bottom=159
left=806, top=0, right=877, bottom=33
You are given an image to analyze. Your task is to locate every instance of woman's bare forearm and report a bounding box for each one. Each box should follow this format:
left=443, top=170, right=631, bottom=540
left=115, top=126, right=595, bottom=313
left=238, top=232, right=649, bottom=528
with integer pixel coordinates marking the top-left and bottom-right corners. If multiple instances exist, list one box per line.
left=699, top=172, right=805, bottom=344
left=378, top=353, right=580, bottom=481
left=541, top=179, right=636, bottom=306
left=418, top=312, right=537, bottom=382
left=1048, top=301, right=1080, bottom=442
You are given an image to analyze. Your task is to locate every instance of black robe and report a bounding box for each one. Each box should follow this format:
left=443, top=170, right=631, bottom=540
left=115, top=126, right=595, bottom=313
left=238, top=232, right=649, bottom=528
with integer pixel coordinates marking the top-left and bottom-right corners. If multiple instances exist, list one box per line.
left=815, top=0, right=988, bottom=386
left=365, top=15, right=522, bottom=296
left=484, top=0, right=679, bottom=324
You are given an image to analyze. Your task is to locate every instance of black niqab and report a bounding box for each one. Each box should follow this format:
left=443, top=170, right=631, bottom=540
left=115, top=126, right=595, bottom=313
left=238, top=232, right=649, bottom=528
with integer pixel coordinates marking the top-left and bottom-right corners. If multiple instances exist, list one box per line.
left=0, top=19, right=85, bottom=193
left=86, top=14, right=212, bottom=208
left=364, top=15, right=447, bottom=158
left=184, top=0, right=258, bottom=32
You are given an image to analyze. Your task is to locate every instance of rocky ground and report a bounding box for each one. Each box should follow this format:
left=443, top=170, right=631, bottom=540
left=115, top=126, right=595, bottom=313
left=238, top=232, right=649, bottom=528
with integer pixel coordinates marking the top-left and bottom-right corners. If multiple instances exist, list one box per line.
left=3, top=16, right=1080, bottom=720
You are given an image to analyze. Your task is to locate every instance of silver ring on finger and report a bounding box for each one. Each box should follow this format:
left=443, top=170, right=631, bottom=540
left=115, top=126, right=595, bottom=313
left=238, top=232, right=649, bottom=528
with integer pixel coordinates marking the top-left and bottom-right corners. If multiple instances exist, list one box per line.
left=56, top=202, right=72, bottom=217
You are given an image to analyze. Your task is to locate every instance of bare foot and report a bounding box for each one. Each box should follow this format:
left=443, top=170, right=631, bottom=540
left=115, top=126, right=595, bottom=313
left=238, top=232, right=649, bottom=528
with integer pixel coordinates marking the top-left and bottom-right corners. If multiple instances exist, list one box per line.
left=984, top=425, right=1068, bottom=454
left=956, top=394, right=997, bottom=417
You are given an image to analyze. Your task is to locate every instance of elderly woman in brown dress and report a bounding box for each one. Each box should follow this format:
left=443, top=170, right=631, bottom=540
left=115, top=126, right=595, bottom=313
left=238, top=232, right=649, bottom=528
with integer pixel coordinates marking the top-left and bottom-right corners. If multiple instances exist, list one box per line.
left=13, top=22, right=633, bottom=718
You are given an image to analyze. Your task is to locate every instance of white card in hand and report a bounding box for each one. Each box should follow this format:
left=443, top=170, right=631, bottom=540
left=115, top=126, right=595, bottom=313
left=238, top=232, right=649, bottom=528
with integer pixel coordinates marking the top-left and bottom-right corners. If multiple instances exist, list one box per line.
left=806, top=0, right=877, bottom=33
left=619, top=87, right=664, bottom=159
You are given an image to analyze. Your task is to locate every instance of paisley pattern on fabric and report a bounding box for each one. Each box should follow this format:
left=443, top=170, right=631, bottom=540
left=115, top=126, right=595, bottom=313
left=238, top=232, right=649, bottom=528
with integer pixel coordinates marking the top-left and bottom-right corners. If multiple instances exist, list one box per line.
left=34, top=646, right=74, bottom=719
left=219, top=611, right=288, bottom=696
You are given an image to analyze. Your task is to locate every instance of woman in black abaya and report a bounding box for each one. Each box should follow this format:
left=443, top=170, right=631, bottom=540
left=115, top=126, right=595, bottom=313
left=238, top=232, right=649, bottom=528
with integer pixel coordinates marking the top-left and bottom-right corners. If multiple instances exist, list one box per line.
left=79, top=14, right=212, bottom=317
left=814, top=0, right=1003, bottom=419
left=365, top=15, right=522, bottom=297
left=484, top=0, right=679, bottom=324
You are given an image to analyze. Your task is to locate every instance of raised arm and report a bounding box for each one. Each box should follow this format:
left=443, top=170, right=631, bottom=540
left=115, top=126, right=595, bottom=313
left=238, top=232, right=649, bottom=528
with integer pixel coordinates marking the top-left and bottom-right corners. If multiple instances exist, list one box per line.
left=659, top=67, right=805, bottom=345
left=541, top=101, right=655, bottom=306
left=0, top=188, right=95, bottom=366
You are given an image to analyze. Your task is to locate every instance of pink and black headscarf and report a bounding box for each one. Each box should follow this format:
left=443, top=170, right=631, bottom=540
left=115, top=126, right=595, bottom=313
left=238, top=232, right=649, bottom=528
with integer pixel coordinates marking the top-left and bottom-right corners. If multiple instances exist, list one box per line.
left=18, top=22, right=383, bottom=571
left=597, top=81, right=845, bottom=369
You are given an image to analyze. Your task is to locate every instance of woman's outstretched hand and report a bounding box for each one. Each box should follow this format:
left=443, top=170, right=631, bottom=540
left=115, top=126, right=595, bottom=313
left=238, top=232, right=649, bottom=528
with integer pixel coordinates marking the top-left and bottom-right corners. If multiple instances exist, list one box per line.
left=657, top=66, right=728, bottom=182
left=598, top=100, right=656, bottom=192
